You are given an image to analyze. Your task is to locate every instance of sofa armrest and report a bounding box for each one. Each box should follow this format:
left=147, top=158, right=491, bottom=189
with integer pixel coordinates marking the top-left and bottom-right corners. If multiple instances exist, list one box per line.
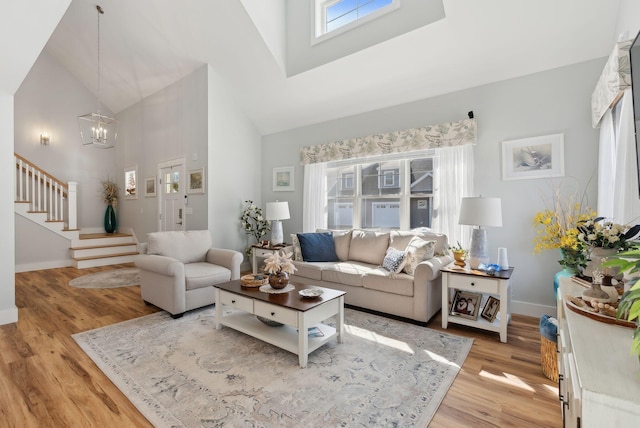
left=206, top=248, right=243, bottom=280
left=414, top=255, right=454, bottom=281
left=134, top=254, right=184, bottom=277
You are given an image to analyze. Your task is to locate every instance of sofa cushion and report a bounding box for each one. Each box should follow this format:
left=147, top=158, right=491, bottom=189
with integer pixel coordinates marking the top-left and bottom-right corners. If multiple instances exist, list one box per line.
left=184, top=262, right=231, bottom=290
left=363, top=269, right=414, bottom=297
left=382, top=247, right=406, bottom=273
left=292, top=261, right=330, bottom=281
left=348, top=230, right=390, bottom=265
left=321, top=262, right=378, bottom=287
left=390, top=230, right=448, bottom=255
left=333, top=230, right=353, bottom=261
left=147, top=230, right=211, bottom=264
left=297, top=233, right=340, bottom=262
left=290, top=234, right=303, bottom=261
left=403, top=236, right=436, bottom=275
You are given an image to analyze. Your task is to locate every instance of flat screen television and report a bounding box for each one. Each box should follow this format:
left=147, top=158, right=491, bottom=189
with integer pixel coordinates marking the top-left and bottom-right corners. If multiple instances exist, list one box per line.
left=630, top=31, right=640, bottom=197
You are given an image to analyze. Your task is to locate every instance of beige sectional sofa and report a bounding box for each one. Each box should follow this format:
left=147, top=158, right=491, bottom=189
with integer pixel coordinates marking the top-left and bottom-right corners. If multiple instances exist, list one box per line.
left=289, top=229, right=452, bottom=323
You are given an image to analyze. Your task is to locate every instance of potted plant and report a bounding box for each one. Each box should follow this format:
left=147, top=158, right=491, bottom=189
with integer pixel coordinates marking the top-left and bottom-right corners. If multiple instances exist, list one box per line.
left=102, top=178, right=119, bottom=233
left=448, top=241, right=467, bottom=268
left=240, top=200, right=270, bottom=256
left=602, top=246, right=640, bottom=366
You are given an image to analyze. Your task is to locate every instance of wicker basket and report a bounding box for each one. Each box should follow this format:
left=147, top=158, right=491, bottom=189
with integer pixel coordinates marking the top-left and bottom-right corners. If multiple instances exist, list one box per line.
left=540, top=335, right=558, bottom=382
left=240, top=274, right=268, bottom=287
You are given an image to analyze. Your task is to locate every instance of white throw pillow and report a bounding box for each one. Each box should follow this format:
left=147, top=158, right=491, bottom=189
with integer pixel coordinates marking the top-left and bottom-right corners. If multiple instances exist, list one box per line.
left=402, top=236, right=436, bottom=275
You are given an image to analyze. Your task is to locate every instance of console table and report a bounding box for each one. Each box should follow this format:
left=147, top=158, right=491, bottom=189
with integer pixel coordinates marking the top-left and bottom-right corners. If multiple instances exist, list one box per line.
left=441, top=266, right=513, bottom=342
left=557, top=277, right=640, bottom=427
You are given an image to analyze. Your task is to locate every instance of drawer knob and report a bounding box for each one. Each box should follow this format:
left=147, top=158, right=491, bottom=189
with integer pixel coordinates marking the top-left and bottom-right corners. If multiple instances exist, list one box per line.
left=471, top=282, right=475, bottom=286
left=231, top=300, right=236, bottom=304
left=271, top=311, right=275, bottom=316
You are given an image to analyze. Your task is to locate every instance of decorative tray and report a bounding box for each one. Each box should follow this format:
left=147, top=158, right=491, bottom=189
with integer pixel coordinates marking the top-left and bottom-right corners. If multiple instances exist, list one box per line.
left=259, top=284, right=295, bottom=294
left=564, top=294, right=634, bottom=329
left=299, top=288, right=323, bottom=298
left=240, top=274, right=268, bottom=287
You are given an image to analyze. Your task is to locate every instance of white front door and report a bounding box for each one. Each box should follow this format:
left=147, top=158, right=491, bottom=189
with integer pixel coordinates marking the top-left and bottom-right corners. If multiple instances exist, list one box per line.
left=159, top=161, right=185, bottom=231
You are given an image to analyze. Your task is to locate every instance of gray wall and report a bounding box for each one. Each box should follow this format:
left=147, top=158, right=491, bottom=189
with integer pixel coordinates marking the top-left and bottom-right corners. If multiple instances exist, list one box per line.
left=262, top=58, right=606, bottom=317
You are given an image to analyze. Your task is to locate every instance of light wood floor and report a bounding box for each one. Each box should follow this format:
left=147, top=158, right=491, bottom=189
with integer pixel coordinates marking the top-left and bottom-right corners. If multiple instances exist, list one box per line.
left=1, top=265, right=561, bottom=427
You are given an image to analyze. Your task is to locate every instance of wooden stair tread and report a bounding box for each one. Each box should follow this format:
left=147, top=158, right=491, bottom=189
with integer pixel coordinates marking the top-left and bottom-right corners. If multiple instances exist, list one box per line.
left=45, top=220, right=64, bottom=223
left=27, top=210, right=47, bottom=214
left=72, top=251, right=139, bottom=261
left=70, top=242, right=137, bottom=250
left=79, top=232, right=133, bottom=239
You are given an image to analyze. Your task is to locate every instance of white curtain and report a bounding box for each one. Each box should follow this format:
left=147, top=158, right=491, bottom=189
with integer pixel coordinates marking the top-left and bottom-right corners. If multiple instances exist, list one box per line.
left=303, top=162, right=327, bottom=232
left=597, top=108, right=616, bottom=218
left=611, top=90, right=640, bottom=224
left=432, top=144, right=474, bottom=248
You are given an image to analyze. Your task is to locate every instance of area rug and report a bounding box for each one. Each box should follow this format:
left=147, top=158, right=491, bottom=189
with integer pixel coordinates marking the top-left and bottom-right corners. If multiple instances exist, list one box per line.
left=73, top=307, right=473, bottom=427
left=69, top=268, right=140, bottom=289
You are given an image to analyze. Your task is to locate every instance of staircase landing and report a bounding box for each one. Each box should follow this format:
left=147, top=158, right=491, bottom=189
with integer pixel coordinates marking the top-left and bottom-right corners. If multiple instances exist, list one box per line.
left=70, top=232, right=139, bottom=269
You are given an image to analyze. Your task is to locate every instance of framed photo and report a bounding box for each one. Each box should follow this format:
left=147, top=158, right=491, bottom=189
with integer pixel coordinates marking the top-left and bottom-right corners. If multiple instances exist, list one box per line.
left=501, top=133, right=564, bottom=181
left=450, top=290, right=482, bottom=320
left=481, top=296, right=500, bottom=323
left=145, top=176, right=156, bottom=197
left=273, top=166, right=294, bottom=191
left=188, top=168, right=205, bottom=194
left=124, top=166, right=138, bottom=199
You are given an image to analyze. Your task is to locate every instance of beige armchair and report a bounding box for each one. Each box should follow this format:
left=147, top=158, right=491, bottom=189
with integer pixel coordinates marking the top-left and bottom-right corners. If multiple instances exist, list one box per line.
left=134, top=230, right=242, bottom=318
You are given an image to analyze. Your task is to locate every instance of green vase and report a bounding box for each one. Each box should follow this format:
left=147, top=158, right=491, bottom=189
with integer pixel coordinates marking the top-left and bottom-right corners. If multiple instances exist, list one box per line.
left=104, top=204, right=117, bottom=233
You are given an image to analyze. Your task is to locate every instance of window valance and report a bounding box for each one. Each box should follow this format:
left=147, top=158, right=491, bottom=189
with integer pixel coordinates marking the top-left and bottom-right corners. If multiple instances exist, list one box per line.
left=299, top=118, right=477, bottom=165
left=591, top=39, right=632, bottom=128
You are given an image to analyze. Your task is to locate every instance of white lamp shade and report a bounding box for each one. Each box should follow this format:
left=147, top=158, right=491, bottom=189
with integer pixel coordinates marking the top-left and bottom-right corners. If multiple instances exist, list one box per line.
left=458, top=197, right=502, bottom=227
left=266, top=201, right=290, bottom=221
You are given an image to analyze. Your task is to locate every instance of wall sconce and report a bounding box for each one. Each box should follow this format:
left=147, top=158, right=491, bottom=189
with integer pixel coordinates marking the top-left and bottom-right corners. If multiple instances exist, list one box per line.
left=40, top=132, right=50, bottom=145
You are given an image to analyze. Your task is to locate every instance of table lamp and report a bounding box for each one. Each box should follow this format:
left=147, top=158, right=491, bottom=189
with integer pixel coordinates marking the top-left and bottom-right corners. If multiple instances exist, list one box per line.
left=266, top=201, right=290, bottom=245
left=458, top=196, right=502, bottom=269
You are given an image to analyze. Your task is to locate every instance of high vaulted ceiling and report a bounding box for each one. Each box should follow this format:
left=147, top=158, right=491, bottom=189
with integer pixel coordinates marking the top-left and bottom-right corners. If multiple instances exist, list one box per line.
left=43, top=0, right=621, bottom=135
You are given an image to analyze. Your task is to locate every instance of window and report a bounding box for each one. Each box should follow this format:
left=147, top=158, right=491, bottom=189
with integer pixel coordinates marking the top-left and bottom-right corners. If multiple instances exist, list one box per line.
left=326, top=152, right=434, bottom=230
left=315, top=0, right=400, bottom=39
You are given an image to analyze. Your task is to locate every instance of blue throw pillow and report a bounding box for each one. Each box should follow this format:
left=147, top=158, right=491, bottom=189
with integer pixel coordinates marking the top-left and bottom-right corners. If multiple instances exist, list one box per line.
left=297, top=232, right=339, bottom=262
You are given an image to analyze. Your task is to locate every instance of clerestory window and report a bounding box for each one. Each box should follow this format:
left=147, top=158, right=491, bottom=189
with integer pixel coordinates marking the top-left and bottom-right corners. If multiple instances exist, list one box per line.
left=314, top=0, right=400, bottom=40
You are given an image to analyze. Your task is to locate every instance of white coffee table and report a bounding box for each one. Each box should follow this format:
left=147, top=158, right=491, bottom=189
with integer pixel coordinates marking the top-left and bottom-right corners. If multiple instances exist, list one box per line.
left=214, top=280, right=345, bottom=368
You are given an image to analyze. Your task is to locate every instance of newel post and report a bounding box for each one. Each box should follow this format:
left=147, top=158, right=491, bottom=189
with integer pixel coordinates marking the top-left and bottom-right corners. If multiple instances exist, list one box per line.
left=68, top=181, right=77, bottom=230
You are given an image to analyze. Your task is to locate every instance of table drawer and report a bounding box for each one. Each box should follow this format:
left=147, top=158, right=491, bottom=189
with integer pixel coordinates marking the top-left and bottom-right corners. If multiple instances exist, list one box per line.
left=254, top=301, right=298, bottom=326
left=448, top=274, right=499, bottom=294
left=219, top=290, right=254, bottom=313
left=254, top=248, right=274, bottom=258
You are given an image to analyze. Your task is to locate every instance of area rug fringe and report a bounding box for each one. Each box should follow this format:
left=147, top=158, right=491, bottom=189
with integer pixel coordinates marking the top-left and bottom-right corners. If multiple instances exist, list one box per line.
left=73, top=307, right=473, bottom=427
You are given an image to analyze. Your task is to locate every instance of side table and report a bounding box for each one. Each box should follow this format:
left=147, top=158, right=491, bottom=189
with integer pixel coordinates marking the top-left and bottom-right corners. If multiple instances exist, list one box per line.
left=441, top=266, right=513, bottom=342
left=251, top=244, right=293, bottom=274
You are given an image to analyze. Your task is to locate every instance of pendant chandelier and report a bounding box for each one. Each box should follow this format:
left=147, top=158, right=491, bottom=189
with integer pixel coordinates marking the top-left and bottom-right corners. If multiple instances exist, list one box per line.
left=78, top=5, right=118, bottom=149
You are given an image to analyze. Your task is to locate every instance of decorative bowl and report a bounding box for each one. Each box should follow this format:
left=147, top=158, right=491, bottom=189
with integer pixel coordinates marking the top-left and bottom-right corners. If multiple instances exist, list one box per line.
left=256, top=316, right=284, bottom=327
left=299, top=288, right=323, bottom=298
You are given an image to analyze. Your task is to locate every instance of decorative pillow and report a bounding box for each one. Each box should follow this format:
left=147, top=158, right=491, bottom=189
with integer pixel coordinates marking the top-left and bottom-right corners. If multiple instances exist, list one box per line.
left=290, top=234, right=303, bottom=261
left=297, top=232, right=339, bottom=262
left=382, top=247, right=406, bottom=273
left=402, top=236, right=436, bottom=275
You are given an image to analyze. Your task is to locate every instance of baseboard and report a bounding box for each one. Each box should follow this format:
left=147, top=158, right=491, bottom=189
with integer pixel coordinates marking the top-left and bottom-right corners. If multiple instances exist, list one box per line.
left=511, top=299, right=556, bottom=318
left=16, top=259, right=72, bottom=273
left=0, top=305, right=18, bottom=325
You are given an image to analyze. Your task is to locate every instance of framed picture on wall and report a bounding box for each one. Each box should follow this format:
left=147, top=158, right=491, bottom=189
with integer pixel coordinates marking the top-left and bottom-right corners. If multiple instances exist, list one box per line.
left=188, top=168, right=205, bottom=194
left=145, top=176, right=156, bottom=197
left=501, top=133, right=564, bottom=181
left=273, top=166, right=294, bottom=191
left=124, top=166, right=138, bottom=199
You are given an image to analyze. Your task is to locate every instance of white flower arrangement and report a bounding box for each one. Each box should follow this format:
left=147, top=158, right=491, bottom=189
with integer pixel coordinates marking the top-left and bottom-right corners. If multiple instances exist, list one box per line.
left=240, top=200, right=270, bottom=255
left=264, top=251, right=297, bottom=275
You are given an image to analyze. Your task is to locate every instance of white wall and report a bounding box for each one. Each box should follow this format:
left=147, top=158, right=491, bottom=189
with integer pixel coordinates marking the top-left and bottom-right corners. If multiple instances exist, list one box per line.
left=13, top=50, right=118, bottom=270
left=616, top=0, right=640, bottom=41
left=207, top=66, right=263, bottom=265
left=262, top=58, right=605, bottom=318
left=117, top=66, right=209, bottom=241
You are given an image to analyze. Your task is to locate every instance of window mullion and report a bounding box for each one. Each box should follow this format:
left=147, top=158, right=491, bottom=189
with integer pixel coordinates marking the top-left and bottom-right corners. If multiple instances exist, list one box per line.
left=400, top=160, right=410, bottom=230
left=353, top=164, right=362, bottom=229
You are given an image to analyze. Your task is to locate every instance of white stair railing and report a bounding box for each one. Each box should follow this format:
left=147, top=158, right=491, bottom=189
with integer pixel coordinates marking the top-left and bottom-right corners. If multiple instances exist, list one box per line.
left=15, top=153, right=77, bottom=230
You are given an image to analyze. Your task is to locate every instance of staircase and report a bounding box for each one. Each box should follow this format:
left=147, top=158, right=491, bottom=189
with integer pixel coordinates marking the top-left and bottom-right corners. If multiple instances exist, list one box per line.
left=15, top=153, right=139, bottom=269
left=70, top=232, right=139, bottom=269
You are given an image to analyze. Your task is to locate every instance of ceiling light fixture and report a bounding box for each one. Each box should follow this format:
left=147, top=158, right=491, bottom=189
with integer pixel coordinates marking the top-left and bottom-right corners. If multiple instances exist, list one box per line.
left=78, top=5, right=118, bottom=149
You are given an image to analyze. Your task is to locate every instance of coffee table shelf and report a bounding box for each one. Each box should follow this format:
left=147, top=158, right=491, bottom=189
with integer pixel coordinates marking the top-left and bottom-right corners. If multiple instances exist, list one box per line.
left=220, top=311, right=337, bottom=356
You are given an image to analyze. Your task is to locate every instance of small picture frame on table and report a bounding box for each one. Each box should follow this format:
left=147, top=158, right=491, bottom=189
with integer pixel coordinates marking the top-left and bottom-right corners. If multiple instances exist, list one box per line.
left=450, top=290, right=482, bottom=320
left=481, top=296, right=500, bottom=322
